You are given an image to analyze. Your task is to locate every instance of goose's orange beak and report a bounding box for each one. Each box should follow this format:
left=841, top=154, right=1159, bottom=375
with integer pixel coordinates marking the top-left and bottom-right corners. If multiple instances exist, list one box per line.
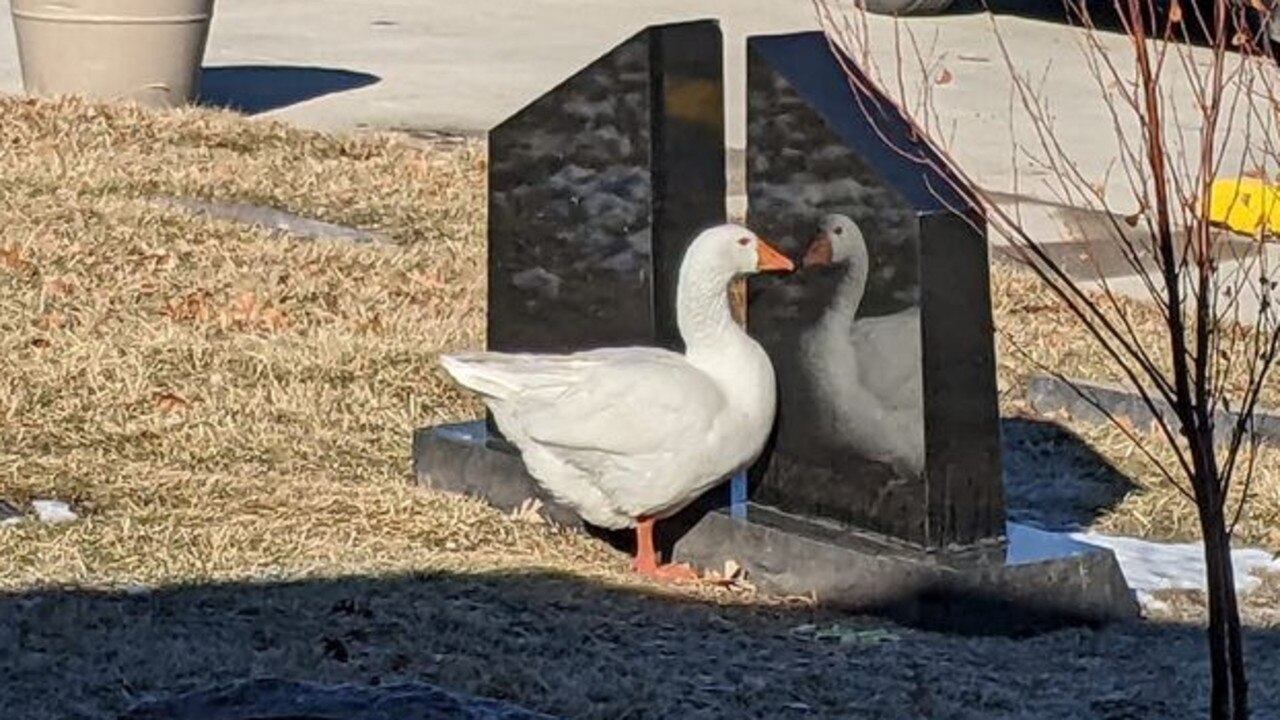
left=802, top=232, right=833, bottom=268
left=756, top=239, right=795, bottom=272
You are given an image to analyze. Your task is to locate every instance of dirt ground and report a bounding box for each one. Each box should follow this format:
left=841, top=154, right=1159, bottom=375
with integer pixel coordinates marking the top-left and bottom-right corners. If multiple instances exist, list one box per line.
left=0, top=97, right=1278, bottom=719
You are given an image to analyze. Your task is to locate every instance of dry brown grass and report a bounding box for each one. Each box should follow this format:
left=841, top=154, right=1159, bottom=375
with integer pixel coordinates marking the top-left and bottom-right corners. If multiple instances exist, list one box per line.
left=2, top=94, right=1280, bottom=720
left=991, top=266, right=1280, bottom=550
left=0, top=96, right=653, bottom=595
left=0, top=94, right=1274, bottom=606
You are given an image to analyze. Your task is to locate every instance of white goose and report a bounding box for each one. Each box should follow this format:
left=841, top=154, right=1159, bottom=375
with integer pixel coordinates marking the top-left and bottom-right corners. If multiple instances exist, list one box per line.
left=440, top=224, right=794, bottom=582
left=800, top=213, right=925, bottom=478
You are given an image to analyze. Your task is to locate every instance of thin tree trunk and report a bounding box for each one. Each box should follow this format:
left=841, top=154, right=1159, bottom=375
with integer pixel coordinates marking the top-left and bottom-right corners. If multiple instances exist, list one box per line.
left=1206, top=503, right=1250, bottom=720
left=1199, top=489, right=1232, bottom=720
left=1194, top=439, right=1249, bottom=720
left=1223, top=548, right=1249, bottom=720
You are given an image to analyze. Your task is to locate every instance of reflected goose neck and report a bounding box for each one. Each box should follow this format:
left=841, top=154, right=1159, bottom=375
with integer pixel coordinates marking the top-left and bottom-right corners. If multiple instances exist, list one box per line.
left=827, top=254, right=869, bottom=320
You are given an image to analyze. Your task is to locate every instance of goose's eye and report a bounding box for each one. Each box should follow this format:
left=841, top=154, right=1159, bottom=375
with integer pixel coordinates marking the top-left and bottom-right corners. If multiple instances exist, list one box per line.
left=737, top=237, right=751, bottom=246
left=833, top=226, right=844, bottom=236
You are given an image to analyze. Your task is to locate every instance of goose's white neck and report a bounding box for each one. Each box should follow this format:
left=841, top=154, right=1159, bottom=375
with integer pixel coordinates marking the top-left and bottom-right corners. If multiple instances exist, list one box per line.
left=820, top=254, right=869, bottom=332
left=675, top=261, right=775, bottom=422
left=676, top=269, right=743, bottom=352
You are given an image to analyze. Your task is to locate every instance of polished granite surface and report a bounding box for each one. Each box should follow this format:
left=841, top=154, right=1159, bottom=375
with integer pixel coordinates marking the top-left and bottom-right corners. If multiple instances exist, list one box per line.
left=487, top=20, right=725, bottom=354
left=744, top=32, right=1003, bottom=549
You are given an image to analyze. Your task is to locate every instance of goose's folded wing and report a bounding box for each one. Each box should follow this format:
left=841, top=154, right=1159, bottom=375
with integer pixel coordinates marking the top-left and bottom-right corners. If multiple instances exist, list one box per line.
left=513, top=350, right=728, bottom=458
left=850, top=312, right=921, bottom=397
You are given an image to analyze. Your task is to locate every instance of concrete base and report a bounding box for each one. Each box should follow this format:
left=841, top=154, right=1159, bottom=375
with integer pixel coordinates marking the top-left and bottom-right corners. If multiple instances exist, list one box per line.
left=674, top=504, right=1139, bottom=635
left=414, top=420, right=1140, bottom=635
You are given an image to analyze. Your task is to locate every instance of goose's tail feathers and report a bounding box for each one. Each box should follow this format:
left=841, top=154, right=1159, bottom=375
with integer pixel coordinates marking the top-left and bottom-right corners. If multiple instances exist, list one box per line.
left=439, top=353, right=526, bottom=399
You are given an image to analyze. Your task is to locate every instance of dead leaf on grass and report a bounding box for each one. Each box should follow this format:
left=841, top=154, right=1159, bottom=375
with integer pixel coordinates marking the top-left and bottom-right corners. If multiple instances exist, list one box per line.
left=1113, top=414, right=1140, bottom=436
left=411, top=269, right=448, bottom=292
left=41, top=275, right=76, bottom=297
left=35, top=311, right=67, bottom=330
left=164, top=290, right=213, bottom=323
left=209, top=291, right=292, bottom=332
left=1, top=245, right=29, bottom=271
left=229, top=291, right=259, bottom=324
left=701, top=558, right=756, bottom=591
left=508, top=497, right=546, bottom=524
left=135, top=248, right=176, bottom=271
left=153, top=392, right=191, bottom=413
left=1015, top=303, right=1056, bottom=314
left=357, top=314, right=386, bottom=336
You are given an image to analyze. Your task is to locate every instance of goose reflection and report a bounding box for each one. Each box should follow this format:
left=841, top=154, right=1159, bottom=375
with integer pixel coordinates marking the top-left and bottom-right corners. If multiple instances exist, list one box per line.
left=799, top=213, right=925, bottom=478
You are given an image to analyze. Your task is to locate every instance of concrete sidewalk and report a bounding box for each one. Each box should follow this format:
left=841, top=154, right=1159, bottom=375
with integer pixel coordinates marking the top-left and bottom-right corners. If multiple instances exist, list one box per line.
left=0, top=1, right=816, bottom=138
left=1, top=0, right=1275, bottom=322
left=0, top=0, right=1161, bottom=196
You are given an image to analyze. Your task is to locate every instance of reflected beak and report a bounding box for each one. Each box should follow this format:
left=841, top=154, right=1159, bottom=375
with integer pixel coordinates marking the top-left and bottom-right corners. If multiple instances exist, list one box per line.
left=755, top=239, right=795, bottom=272
left=802, top=233, right=833, bottom=268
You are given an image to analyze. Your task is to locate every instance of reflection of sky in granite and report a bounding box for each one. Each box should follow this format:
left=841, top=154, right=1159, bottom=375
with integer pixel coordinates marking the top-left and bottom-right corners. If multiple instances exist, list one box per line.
left=745, top=47, right=929, bottom=541
left=488, top=39, right=655, bottom=351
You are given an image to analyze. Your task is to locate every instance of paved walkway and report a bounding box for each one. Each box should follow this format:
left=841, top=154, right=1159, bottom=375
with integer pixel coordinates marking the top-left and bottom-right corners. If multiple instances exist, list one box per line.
left=1, top=0, right=1276, bottom=323
left=0, top=1, right=816, bottom=138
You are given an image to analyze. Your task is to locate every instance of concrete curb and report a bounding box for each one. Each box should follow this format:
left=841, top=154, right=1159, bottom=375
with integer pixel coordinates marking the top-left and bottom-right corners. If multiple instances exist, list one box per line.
left=1027, top=374, right=1280, bottom=448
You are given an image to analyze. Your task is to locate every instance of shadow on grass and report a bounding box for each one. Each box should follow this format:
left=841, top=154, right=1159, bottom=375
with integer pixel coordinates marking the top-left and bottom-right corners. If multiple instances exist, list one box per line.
left=1, top=569, right=1278, bottom=719
left=1001, top=416, right=1141, bottom=530
left=199, top=65, right=381, bottom=114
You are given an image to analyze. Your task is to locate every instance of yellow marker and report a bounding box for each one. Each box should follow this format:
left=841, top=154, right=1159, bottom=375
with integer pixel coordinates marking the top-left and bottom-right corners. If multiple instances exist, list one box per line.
left=1206, top=176, right=1280, bottom=239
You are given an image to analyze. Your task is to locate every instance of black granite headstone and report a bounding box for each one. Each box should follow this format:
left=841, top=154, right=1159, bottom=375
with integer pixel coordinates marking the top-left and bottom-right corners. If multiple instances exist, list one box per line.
left=486, top=19, right=726, bottom=355
left=414, top=22, right=1138, bottom=632
left=742, top=31, right=1005, bottom=551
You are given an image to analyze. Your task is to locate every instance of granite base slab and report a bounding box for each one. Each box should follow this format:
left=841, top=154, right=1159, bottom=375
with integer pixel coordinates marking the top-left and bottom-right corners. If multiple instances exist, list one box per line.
left=414, top=421, right=1140, bottom=635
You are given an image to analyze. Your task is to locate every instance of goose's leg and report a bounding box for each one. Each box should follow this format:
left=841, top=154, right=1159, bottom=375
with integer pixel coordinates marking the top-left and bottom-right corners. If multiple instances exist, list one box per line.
left=631, top=517, right=700, bottom=583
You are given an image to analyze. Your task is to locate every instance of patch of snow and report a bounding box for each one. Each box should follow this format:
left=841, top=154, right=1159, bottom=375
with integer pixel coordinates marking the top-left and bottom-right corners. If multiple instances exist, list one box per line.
left=1006, top=522, right=1098, bottom=564
left=1074, top=530, right=1280, bottom=603
left=122, top=583, right=153, bottom=597
left=1009, top=521, right=1280, bottom=610
left=31, top=499, right=77, bottom=524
